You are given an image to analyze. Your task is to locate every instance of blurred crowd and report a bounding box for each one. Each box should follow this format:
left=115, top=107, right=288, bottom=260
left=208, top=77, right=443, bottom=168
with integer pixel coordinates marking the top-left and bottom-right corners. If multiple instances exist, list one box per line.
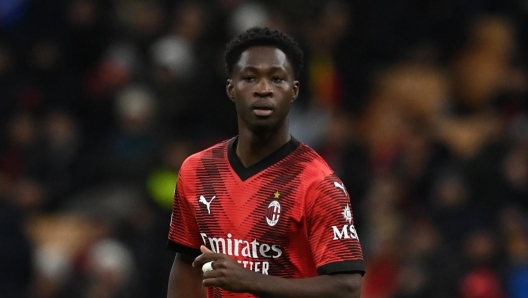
left=0, top=0, right=527, bottom=297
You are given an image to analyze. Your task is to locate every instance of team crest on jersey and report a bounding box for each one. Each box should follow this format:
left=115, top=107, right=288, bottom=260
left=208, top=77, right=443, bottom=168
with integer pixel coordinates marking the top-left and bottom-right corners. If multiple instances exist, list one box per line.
left=266, top=200, right=281, bottom=226
left=342, top=204, right=352, bottom=224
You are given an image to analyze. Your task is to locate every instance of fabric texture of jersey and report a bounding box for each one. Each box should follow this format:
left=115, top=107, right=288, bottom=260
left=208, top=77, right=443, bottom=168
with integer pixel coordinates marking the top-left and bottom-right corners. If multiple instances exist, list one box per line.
left=168, top=137, right=365, bottom=298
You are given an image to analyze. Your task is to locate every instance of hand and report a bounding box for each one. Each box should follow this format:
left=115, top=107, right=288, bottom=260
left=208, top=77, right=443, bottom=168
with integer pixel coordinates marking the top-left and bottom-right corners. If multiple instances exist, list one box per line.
left=192, top=245, right=257, bottom=293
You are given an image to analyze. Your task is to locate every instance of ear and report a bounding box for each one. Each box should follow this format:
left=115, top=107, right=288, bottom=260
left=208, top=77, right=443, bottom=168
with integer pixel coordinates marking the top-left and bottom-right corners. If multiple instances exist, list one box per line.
left=292, top=81, right=300, bottom=102
left=226, top=79, right=235, bottom=102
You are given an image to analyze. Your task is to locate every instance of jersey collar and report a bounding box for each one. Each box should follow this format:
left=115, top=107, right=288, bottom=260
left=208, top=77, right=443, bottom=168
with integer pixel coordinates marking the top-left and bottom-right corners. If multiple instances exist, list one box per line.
left=228, top=136, right=300, bottom=181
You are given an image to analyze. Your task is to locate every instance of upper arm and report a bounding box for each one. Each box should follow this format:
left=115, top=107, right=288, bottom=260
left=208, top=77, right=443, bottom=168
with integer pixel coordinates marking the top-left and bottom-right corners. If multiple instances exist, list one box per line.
left=167, top=164, right=205, bottom=297
left=167, top=253, right=206, bottom=298
left=329, top=273, right=363, bottom=298
left=305, top=175, right=365, bottom=275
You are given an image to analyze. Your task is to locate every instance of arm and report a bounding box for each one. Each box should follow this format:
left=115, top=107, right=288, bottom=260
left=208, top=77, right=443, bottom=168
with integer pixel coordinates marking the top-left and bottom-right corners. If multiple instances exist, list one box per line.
left=168, top=253, right=206, bottom=298
left=194, top=246, right=362, bottom=298
left=167, top=166, right=206, bottom=297
left=250, top=272, right=361, bottom=298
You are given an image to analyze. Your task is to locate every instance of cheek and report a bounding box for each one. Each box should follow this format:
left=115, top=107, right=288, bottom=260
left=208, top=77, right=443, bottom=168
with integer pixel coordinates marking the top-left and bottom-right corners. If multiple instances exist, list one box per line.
left=279, top=87, right=295, bottom=102
left=278, top=94, right=294, bottom=113
left=235, top=82, right=251, bottom=93
left=233, top=99, right=245, bottom=112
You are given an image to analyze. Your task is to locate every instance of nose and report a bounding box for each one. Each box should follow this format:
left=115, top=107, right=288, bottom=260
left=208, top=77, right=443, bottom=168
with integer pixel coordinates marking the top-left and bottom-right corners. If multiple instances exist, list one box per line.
left=254, top=79, right=273, bottom=97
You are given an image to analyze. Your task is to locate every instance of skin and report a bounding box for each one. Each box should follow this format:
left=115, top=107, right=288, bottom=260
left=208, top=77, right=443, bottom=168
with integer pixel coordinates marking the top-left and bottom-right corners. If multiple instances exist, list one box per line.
left=167, top=46, right=362, bottom=298
left=227, top=46, right=299, bottom=167
left=168, top=253, right=206, bottom=298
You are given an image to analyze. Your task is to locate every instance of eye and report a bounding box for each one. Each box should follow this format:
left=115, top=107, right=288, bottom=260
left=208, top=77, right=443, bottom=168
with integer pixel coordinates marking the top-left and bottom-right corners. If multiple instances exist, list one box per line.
left=242, top=76, right=256, bottom=82
left=271, top=76, right=285, bottom=83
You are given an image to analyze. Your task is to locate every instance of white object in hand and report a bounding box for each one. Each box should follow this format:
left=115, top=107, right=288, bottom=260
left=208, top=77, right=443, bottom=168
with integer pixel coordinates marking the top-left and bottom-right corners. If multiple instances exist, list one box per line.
left=202, top=261, right=214, bottom=273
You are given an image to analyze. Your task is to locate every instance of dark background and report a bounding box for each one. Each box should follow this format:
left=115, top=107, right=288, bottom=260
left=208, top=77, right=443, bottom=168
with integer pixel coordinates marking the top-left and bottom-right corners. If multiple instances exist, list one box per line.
left=0, top=0, right=527, bottom=297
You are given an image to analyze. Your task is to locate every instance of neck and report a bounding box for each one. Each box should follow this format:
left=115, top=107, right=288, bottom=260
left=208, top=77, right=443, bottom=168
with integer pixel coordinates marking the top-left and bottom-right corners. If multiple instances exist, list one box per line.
left=236, top=124, right=290, bottom=168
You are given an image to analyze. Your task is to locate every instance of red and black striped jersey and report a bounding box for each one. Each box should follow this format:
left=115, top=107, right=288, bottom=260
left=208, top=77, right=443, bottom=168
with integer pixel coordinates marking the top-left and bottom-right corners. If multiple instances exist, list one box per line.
left=168, top=137, right=364, bottom=298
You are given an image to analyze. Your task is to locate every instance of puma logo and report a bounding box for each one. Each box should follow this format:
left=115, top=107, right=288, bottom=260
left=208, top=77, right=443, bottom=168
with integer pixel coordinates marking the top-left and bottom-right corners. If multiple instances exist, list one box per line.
left=199, top=195, right=216, bottom=214
left=334, top=182, right=347, bottom=195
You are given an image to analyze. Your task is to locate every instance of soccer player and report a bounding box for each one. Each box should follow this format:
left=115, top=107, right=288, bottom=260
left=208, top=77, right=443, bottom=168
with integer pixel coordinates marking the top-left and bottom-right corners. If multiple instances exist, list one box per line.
left=167, top=27, right=365, bottom=298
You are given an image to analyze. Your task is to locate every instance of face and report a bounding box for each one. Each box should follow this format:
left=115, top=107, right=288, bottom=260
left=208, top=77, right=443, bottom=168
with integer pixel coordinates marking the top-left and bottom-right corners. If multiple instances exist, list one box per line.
left=226, top=46, right=299, bottom=135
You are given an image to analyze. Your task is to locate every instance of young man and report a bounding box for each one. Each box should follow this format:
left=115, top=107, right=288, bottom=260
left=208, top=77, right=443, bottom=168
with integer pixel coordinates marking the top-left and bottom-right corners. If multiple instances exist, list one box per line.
left=167, top=27, right=365, bottom=298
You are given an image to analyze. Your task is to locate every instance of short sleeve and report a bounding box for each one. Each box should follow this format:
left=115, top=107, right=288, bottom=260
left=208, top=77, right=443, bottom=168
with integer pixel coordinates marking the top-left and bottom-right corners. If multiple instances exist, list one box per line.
left=306, top=175, right=365, bottom=276
left=167, top=171, right=202, bottom=257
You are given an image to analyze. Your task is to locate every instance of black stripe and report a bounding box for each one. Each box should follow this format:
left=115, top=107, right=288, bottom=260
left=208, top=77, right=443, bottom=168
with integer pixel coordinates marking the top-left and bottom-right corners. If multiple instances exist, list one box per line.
left=167, top=240, right=201, bottom=257
left=317, top=260, right=366, bottom=276
left=228, top=136, right=300, bottom=181
left=196, top=144, right=226, bottom=245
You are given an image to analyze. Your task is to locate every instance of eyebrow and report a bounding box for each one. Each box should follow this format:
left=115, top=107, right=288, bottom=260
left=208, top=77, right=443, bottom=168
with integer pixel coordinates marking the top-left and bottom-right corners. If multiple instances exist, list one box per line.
left=240, top=66, right=287, bottom=73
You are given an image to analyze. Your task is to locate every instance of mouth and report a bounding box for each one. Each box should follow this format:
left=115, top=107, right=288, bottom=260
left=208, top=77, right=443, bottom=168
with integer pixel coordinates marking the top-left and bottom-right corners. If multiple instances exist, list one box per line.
left=252, top=103, right=274, bottom=117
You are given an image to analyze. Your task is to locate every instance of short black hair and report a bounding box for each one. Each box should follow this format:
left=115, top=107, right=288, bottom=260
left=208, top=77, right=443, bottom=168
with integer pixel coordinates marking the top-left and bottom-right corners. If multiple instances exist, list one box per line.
left=224, top=27, right=304, bottom=79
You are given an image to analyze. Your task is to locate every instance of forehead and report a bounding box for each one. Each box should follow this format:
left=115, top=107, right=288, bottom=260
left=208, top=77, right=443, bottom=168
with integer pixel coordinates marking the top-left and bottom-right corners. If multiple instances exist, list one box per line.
left=235, top=46, right=292, bottom=72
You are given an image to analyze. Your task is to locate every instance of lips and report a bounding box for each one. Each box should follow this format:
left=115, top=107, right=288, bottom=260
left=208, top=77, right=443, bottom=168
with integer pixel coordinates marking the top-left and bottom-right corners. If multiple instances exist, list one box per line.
left=252, top=102, right=274, bottom=117
left=253, top=108, right=273, bottom=116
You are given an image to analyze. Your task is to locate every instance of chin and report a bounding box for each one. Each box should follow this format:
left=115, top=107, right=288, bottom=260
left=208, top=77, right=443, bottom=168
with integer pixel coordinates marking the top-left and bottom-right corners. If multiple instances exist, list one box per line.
left=249, top=123, right=274, bottom=135
left=242, top=115, right=286, bottom=136
left=248, top=118, right=281, bottom=134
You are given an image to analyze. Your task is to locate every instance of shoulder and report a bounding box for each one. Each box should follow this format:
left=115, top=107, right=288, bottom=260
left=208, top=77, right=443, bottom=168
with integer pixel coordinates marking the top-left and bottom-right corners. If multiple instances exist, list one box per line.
left=290, top=142, right=349, bottom=199
left=179, top=138, right=231, bottom=174
left=292, top=142, right=335, bottom=181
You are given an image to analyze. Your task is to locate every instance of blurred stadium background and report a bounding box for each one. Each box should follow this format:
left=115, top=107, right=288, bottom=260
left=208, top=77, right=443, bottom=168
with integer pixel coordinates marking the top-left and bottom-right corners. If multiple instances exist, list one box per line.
left=0, top=0, right=527, bottom=297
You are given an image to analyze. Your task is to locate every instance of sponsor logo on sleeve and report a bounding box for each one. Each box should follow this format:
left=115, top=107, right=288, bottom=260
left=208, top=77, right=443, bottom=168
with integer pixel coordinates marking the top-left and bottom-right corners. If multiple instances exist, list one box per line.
left=332, top=204, right=358, bottom=240
left=332, top=224, right=359, bottom=240
left=342, top=204, right=352, bottom=224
